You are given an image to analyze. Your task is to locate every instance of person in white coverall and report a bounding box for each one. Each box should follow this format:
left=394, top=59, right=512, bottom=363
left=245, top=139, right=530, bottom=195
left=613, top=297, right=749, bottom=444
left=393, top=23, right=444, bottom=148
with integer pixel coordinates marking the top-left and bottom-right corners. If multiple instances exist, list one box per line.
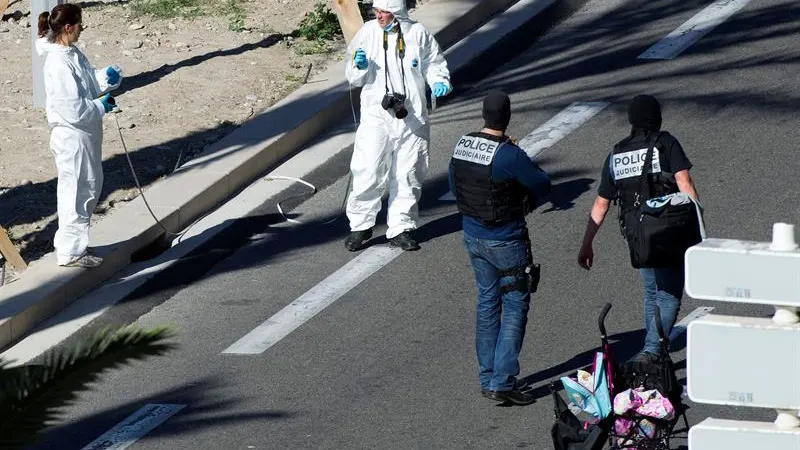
left=36, top=3, right=122, bottom=268
left=344, top=0, right=452, bottom=252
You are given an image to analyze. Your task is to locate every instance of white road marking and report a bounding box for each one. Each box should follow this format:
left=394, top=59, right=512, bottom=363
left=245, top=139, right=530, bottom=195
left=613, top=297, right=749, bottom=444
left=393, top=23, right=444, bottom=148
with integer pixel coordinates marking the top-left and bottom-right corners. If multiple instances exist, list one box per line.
left=222, top=245, right=404, bottom=355
left=439, top=101, right=609, bottom=201
left=638, top=0, right=752, bottom=60
left=518, top=101, right=610, bottom=159
left=670, top=306, right=714, bottom=342
left=81, top=404, right=186, bottom=450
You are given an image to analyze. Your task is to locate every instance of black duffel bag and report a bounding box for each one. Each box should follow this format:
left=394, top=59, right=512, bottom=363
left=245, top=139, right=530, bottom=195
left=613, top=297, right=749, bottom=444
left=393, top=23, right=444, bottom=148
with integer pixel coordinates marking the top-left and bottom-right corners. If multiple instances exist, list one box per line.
left=550, top=382, right=608, bottom=450
left=621, top=135, right=705, bottom=269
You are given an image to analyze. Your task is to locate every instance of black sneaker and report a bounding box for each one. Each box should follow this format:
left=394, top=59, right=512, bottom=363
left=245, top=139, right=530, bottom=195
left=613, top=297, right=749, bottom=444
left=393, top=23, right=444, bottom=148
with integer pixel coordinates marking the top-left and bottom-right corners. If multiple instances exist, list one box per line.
left=487, top=388, right=535, bottom=405
left=389, top=231, right=420, bottom=251
left=513, top=377, right=531, bottom=391
left=344, top=228, right=372, bottom=252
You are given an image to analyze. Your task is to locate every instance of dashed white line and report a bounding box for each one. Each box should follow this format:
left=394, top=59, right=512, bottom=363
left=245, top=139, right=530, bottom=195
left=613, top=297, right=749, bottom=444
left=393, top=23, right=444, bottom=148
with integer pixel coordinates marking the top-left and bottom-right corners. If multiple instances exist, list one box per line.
left=517, top=101, right=610, bottom=159
left=638, top=0, right=752, bottom=60
left=81, top=404, right=186, bottom=450
left=222, top=245, right=404, bottom=355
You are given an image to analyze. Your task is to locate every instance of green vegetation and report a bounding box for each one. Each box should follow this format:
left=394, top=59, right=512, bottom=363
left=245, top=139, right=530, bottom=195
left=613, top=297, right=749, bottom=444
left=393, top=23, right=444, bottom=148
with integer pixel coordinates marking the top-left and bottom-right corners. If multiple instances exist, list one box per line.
left=297, top=1, right=341, bottom=42
left=218, top=0, right=247, bottom=31
left=130, top=0, right=203, bottom=20
left=130, top=0, right=246, bottom=30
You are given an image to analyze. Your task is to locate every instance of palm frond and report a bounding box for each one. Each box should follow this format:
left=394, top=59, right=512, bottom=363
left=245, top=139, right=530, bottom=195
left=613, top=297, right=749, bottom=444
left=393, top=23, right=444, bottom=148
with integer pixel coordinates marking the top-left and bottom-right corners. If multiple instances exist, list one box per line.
left=0, top=325, right=177, bottom=449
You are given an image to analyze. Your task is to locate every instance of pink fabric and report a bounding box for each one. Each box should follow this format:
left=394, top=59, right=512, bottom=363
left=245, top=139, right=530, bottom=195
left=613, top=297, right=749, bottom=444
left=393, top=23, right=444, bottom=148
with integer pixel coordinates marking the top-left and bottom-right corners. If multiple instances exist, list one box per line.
left=613, top=387, right=675, bottom=420
left=612, top=387, right=675, bottom=448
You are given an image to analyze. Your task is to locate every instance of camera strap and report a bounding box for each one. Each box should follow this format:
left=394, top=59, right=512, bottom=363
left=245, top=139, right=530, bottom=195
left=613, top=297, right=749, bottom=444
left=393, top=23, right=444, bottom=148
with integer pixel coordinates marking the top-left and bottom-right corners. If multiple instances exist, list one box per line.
left=383, top=25, right=407, bottom=98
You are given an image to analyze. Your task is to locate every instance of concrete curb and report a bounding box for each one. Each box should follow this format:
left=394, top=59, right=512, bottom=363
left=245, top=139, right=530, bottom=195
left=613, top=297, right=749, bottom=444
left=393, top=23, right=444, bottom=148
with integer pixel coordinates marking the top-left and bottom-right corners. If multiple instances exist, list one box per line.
left=0, top=0, right=587, bottom=352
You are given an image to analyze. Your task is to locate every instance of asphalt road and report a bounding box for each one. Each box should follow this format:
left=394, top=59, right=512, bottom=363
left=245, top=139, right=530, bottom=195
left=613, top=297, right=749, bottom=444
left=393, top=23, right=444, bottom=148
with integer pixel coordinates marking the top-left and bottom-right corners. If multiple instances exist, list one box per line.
left=28, top=0, right=800, bottom=448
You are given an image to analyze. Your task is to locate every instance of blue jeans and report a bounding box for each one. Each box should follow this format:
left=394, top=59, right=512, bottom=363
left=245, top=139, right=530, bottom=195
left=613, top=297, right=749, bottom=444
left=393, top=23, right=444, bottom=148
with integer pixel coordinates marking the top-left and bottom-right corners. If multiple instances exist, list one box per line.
left=640, top=266, right=684, bottom=355
left=463, top=231, right=532, bottom=392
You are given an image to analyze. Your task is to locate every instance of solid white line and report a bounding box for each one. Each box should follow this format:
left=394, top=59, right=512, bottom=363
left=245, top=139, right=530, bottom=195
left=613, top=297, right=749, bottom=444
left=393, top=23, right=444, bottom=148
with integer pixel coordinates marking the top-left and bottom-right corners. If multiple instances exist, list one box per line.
left=638, top=0, right=752, bottom=60
left=670, top=306, right=714, bottom=342
left=81, top=404, right=186, bottom=450
left=439, top=101, right=610, bottom=201
left=222, top=245, right=404, bottom=355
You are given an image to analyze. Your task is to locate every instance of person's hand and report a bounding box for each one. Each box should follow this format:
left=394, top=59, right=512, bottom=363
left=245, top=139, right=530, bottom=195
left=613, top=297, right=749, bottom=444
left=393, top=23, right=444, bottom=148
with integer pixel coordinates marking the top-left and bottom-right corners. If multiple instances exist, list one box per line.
left=577, top=244, right=594, bottom=270
left=100, top=93, right=116, bottom=113
left=507, top=136, right=519, bottom=145
left=106, top=65, right=121, bottom=85
left=432, top=81, right=450, bottom=97
left=353, top=49, right=368, bottom=70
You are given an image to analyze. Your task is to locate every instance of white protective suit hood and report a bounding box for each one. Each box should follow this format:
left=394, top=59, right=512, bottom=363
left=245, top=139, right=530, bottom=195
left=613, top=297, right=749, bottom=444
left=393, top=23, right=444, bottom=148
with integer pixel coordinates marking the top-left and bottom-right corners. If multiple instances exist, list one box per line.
left=35, top=36, right=71, bottom=57
left=372, top=0, right=411, bottom=23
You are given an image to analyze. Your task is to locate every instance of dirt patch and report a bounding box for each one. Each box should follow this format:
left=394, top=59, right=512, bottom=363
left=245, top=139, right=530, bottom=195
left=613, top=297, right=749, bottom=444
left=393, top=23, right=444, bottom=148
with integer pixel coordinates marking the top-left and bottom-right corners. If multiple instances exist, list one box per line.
left=0, top=0, right=443, bottom=283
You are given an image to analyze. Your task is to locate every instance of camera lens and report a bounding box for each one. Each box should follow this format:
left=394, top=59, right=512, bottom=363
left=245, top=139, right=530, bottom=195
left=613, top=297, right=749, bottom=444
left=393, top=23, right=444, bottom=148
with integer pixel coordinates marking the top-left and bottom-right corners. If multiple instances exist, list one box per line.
left=395, top=107, right=408, bottom=119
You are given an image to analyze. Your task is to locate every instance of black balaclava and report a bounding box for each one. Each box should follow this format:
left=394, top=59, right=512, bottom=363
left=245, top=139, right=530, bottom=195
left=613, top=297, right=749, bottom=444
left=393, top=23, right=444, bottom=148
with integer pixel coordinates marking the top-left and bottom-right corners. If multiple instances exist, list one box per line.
left=483, top=90, right=511, bottom=131
left=627, top=94, right=662, bottom=133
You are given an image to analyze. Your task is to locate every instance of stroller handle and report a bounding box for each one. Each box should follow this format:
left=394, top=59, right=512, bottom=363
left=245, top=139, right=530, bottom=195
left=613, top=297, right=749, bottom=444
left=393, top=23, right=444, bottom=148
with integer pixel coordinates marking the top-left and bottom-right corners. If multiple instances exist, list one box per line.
left=598, top=302, right=612, bottom=338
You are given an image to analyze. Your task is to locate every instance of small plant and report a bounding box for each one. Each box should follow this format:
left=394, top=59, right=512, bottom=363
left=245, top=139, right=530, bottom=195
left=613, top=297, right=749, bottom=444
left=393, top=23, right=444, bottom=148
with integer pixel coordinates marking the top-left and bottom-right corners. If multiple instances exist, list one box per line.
left=293, top=39, right=334, bottom=55
left=297, top=1, right=341, bottom=42
left=219, top=0, right=247, bottom=32
left=130, top=0, right=202, bottom=19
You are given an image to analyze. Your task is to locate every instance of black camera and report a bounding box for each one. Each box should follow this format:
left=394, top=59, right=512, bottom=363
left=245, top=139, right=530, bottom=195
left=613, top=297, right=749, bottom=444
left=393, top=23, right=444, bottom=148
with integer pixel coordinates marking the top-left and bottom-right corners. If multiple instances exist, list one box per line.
left=381, top=93, right=408, bottom=119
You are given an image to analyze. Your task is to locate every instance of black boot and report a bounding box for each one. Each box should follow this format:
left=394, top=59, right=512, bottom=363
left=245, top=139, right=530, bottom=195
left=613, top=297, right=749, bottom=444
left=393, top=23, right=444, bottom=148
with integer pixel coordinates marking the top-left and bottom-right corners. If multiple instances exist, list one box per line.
left=344, top=228, right=372, bottom=252
left=389, top=231, right=420, bottom=251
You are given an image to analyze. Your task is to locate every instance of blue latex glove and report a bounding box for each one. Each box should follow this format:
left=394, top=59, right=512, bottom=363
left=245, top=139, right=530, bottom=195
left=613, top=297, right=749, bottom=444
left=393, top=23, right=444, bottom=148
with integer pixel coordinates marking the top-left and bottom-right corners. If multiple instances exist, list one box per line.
left=353, top=49, right=368, bottom=70
left=106, top=66, right=121, bottom=85
left=100, top=93, right=116, bottom=113
left=432, top=81, right=450, bottom=98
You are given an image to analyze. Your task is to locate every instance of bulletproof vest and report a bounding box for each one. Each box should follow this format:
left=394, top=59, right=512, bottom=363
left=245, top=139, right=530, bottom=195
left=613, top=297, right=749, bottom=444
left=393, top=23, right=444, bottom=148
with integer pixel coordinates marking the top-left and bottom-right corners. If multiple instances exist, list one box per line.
left=451, top=134, right=528, bottom=225
left=610, top=132, right=678, bottom=214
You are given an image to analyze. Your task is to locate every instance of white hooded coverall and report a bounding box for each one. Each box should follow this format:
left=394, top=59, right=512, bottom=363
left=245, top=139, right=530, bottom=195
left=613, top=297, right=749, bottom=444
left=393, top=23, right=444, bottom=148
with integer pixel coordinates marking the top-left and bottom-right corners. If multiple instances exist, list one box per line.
left=345, top=0, right=450, bottom=239
left=36, top=38, right=121, bottom=265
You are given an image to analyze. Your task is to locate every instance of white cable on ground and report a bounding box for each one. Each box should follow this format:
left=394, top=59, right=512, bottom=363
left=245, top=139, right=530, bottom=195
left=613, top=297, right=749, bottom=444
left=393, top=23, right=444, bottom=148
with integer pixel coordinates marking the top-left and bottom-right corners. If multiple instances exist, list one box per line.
left=260, top=83, right=360, bottom=226
left=114, top=111, right=192, bottom=239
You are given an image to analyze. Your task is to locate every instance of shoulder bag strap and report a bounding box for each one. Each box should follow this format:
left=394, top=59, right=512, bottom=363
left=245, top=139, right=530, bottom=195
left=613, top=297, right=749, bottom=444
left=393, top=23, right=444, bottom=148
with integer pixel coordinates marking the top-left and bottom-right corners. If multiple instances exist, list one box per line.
left=634, top=132, right=662, bottom=207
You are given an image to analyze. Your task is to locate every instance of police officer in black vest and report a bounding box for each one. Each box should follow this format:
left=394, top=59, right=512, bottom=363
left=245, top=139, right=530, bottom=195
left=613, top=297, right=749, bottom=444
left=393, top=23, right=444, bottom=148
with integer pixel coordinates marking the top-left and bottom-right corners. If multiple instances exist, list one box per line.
left=577, top=95, right=699, bottom=363
left=449, top=90, right=551, bottom=405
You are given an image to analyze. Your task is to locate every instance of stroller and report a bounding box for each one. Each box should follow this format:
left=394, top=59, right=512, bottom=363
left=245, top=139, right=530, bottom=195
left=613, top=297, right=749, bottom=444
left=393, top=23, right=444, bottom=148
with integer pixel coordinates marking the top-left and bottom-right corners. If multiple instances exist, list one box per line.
left=551, top=302, right=689, bottom=450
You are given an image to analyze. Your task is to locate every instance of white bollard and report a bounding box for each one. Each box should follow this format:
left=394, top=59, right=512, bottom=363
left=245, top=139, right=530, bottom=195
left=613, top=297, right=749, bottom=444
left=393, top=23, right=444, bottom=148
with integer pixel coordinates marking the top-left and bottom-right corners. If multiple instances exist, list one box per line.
left=770, top=222, right=798, bottom=252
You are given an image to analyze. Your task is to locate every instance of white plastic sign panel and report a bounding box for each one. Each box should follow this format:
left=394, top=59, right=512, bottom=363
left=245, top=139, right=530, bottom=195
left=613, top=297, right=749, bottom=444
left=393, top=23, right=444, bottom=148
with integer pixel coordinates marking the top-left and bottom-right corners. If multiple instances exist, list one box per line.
left=690, top=418, right=800, bottom=449
left=687, top=315, right=800, bottom=409
left=685, top=238, right=800, bottom=306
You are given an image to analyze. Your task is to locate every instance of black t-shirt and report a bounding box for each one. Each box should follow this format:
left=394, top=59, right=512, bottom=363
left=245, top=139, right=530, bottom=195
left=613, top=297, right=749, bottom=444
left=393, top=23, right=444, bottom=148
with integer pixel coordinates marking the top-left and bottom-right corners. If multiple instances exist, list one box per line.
left=598, top=131, right=693, bottom=200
